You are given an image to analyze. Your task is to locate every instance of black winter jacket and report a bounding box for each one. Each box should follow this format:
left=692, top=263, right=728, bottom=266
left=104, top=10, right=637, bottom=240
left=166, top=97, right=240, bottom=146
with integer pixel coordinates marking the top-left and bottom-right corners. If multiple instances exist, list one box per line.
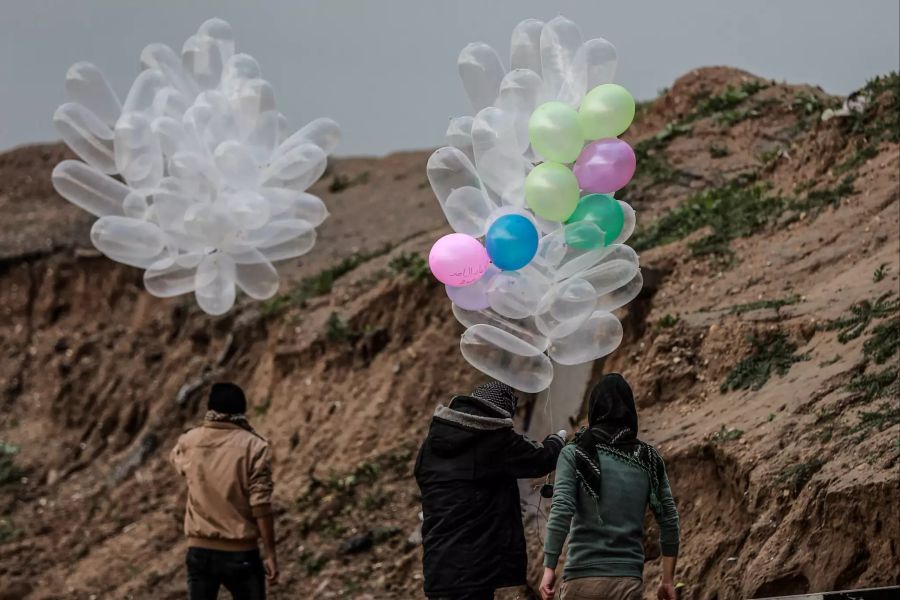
left=414, top=395, right=564, bottom=597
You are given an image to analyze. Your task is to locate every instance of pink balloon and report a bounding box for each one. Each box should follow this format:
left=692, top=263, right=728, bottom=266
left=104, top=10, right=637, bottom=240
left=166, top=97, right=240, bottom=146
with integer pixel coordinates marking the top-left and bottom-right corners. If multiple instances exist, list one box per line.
left=446, top=264, right=499, bottom=310
left=429, top=233, right=490, bottom=287
left=573, top=139, right=636, bottom=194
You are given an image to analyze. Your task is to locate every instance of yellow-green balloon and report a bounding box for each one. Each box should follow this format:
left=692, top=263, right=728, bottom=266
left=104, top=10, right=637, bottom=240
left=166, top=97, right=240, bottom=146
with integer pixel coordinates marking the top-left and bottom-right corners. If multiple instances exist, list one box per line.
left=524, top=162, right=580, bottom=222
left=528, top=101, right=583, bottom=163
left=579, top=84, right=635, bottom=140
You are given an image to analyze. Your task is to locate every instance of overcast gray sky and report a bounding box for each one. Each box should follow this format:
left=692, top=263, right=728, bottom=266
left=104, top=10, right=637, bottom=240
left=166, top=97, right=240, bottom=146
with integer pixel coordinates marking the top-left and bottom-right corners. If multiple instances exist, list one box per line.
left=1, top=0, right=898, bottom=156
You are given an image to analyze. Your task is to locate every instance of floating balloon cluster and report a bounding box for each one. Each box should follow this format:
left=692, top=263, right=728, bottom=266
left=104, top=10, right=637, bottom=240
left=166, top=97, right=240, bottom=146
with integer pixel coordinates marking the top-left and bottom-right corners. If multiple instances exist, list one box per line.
left=427, top=17, right=642, bottom=393
left=52, top=18, right=340, bottom=315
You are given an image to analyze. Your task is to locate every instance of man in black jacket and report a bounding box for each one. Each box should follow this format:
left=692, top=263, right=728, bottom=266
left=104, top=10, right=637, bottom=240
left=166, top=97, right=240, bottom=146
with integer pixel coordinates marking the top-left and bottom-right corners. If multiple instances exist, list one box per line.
left=414, top=381, right=566, bottom=600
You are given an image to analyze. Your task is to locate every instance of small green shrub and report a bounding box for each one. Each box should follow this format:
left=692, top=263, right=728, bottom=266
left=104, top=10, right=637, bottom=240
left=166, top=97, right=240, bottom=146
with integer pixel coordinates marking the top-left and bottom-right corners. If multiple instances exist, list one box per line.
left=710, top=426, right=744, bottom=442
left=721, top=331, right=809, bottom=392
left=777, top=458, right=824, bottom=495
left=823, top=293, right=898, bottom=343
left=0, top=443, right=21, bottom=486
left=729, top=295, right=801, bottom=316
left=389, top=252, right=430, bottom=281
left=656, top=314, right=680, bottom=329
left=873, top=263, right=890, bottom=283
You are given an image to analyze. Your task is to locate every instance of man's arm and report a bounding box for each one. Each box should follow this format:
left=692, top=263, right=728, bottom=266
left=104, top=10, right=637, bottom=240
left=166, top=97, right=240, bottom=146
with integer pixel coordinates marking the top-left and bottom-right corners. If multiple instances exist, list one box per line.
left=652, top=458, right=680, bottom=600
left=249, top=443, right=277, bottom=582
left=256, top=513, right=278, bottom=583
left=501, top=430, right=565, bottom=479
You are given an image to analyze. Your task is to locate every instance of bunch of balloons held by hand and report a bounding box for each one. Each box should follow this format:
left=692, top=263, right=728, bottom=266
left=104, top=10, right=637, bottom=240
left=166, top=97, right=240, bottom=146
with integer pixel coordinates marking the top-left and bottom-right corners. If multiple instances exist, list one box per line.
left=428, top=17, right=642, bottom=392
left=51, top=16, right=641, bottom=393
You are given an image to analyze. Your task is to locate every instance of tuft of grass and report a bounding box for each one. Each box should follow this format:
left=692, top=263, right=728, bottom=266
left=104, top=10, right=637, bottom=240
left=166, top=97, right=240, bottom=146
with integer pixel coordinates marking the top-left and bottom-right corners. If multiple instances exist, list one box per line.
left=694, top=80, right=768, bottom=118
left=846, top=366, right=899, bottom=405
left=0, top=443, right=21, bottom=486
left=823, top=293, right=899, bottom=343
left=708, top=143, right=730, bottom=158
left=298, top=549, right=330, bottom=576
left=325, top=312, right=359, bottom=343
left=388, top=252, right=430, bottom=282
left=831, top=72, right=899, bottom=175
left=790, top=176, right=856, bottom=216
left=328, top=171, right=370, bottom=193
left=873, top=263, right=890, bottom=283
left=261, top=244, right=394, bottom=318
left=721, top=330, right=809, bottom=392
left=729, top=294, right=801, bottom=316
left=632, top=182, right=779, bottom=261
left=863, top=318, right=900, bottom=364
left=655, top=314, right=680, bottom=329
left=777, top=458, right=825, bottom=495
left=850, top=402, right=900, bottom=440
left=0, top=518, right=18, bottom=544
left=710, top=426, right=744, bottom=442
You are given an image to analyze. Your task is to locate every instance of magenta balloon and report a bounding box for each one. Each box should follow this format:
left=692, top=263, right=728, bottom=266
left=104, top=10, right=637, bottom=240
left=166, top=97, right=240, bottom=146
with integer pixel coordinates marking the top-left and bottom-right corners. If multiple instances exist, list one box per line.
left=429, top=233, right=490, bottom=287
left=446, top=264, right=499, bottom=310
left=573, top=139, right=637, bottom=194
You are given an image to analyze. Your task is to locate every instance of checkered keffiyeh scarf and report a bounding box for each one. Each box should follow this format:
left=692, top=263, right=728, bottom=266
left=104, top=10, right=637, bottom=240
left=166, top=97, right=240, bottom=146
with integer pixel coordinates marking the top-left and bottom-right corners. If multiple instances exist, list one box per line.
left=471, top=381, right=519, bottom=418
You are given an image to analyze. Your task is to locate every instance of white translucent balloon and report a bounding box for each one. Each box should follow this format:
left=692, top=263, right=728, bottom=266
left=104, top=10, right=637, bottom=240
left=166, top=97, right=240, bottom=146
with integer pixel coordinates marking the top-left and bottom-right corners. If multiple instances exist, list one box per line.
left=51, top=161, right=128, bottom=217
left=144, top=256, right=199, bottom=297
left=446, top=116, right=475, bottom=161
left=471, top=107, right=527, bottom=205
left=509, top=19, right=545, bottom=74
left=575, top=245, right=639, bottom=296
left=140, top=43, right=199, bottom=98
left=458, top=42, right=505, bottom=112
left=182, top=33, right=226, bottom=91
left=548, top=311, right=623, bottom=365
left=534, top=222, right=610, bottom=281
left=214, top=140, right=259, bottom=189
left=230, top=249, right=280, bottom=299
left=54, top=103, right=116, bottom=173
left=614, top=200, right=636, bottom=244
left=258, top=226, right=317, bottom=262
left=596, top=270, right=644, bottom=312
left=225, top=190, right=269, bottom=230
left=427, top=146, right=495, bottom=236
left=535, top=278, right=597, bottom=339
left=91, top=216, right=166, bottom=263
left=262, top=188, right=329, bottom=226
left=557, top=37, right=618, bottom=106
left=114, top=112, right=163, bottom=189
left=195, top=253, right=236, bottom=315
left=452, top=304, right=550, bottom=352
left=488, top=268, right=551, bottom=319
left=64, top=62, right=122, bottom=126
left=460, top=324, right=554, bottom=393
left=264, top=143, right=326, bottom=191
left=498, top=69, right=544, bottom=153
left=540, top=16, right=583, bottom=100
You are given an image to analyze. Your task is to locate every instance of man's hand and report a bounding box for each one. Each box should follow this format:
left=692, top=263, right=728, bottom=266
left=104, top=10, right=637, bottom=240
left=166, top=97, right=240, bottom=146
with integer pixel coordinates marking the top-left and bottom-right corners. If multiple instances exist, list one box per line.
left=539, top=567, right=556, bottom=600
left=657, top=581, right=676, bottom=600
left=263, top=555, right=279, bottom=584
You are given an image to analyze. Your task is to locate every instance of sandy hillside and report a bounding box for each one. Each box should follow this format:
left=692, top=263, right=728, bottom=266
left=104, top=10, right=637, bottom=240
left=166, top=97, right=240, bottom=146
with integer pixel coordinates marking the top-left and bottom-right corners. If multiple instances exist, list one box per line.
left=0, top=67, right=898, bottom=599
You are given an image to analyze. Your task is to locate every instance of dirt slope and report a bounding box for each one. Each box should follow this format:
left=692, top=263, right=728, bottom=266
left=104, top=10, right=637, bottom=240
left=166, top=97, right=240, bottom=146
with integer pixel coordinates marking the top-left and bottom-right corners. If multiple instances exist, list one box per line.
left=0, top=67, right=897, bottom=600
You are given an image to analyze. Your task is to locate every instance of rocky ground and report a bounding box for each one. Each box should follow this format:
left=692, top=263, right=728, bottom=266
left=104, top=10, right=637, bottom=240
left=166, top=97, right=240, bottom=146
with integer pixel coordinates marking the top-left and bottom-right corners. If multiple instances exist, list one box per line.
left=0, top=67, right=897, bottom=599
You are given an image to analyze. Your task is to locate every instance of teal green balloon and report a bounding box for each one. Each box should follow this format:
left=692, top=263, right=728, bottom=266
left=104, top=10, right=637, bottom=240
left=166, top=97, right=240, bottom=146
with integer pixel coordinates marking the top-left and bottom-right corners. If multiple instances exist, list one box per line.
left=528, top=101, right=583, bottom=163
left=566, top=194, right=625, bottom=248
left=524, top=162, right=580, bottom=222
left=579, top=84, right=635, bottom=140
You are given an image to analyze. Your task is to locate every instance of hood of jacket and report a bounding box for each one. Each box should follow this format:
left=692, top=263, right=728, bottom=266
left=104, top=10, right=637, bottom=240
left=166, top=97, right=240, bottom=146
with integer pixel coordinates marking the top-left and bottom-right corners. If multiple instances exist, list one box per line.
left=430, top=395, right=514, bottom=457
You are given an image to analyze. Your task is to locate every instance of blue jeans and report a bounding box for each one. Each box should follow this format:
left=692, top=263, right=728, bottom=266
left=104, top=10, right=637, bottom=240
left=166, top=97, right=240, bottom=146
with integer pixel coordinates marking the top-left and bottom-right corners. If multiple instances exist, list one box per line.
left=186, top=547, right=266, bottom=600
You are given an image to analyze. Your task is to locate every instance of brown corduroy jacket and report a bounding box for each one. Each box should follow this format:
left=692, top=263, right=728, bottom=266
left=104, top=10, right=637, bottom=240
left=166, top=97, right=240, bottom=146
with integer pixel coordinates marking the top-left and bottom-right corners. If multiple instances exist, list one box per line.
left=170, top=420, right=273, bottom=551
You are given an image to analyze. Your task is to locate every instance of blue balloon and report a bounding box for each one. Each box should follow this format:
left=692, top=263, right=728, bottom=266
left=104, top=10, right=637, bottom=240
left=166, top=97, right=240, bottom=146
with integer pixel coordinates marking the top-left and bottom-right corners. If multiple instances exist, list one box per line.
left=485, top=214, right=539, bottom=271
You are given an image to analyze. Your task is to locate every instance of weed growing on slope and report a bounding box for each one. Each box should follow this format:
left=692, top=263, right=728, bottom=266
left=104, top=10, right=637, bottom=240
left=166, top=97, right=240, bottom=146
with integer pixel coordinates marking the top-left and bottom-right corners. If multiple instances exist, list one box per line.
left=261, top=244, right=394, bottom=317
left=822, top=293, right=899, bottom=343
left=329, top=171, right=370, bottom=193
left=388, top=252, right=430, bottom=282
left=721, top=330, right=809, bottom=392
left=655, top=314, right=680, bottom=329
left=832, top=72, right=900, bottom=174
left=729, top=294, right=801, bottom=316
left=0, top=443, right=20, bottom=486
left=710, top=426, right=744, bottom=442
left=777, top=458, right=825, bottom=495
left=708, top=143, right=730, bottom=158
left=873, top=263, right=890, bottom=283
left=694, top=80, right=768, bottom=119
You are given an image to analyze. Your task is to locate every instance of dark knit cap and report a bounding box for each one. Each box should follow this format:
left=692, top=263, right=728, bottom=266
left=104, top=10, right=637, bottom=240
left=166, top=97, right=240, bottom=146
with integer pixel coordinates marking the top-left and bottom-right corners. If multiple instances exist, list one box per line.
left=471, top=381, right=518, bottom=417
left=208, top=382, right=247, bottom=415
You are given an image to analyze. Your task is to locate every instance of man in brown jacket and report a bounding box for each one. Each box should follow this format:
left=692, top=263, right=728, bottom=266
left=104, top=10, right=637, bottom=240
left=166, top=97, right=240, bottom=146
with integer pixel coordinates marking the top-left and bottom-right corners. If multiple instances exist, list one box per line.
left=171, top=382, right=277, bottom=600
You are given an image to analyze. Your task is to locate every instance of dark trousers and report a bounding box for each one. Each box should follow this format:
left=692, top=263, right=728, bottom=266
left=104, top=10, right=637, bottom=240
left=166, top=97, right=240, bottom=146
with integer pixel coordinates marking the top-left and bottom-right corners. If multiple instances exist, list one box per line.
left=186, top=547, right=266, bottom=600
left=430, top=591, right=495, bottom=600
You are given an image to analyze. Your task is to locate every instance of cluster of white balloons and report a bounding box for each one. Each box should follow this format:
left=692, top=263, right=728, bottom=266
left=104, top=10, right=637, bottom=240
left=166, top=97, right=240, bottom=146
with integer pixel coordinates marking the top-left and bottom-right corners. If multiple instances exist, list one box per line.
left=427, top=17, right=642, bottom=393
left=52, top=18, right=340, bottom=315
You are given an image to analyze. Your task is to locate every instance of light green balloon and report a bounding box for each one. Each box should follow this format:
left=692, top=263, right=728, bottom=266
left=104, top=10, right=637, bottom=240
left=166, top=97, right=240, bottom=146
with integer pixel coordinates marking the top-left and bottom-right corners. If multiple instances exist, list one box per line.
left=579, top=84, right=636, bottom=140
left=524, top=162, right=580, bottom=222
left=528, top=101, right=584, bottom=164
